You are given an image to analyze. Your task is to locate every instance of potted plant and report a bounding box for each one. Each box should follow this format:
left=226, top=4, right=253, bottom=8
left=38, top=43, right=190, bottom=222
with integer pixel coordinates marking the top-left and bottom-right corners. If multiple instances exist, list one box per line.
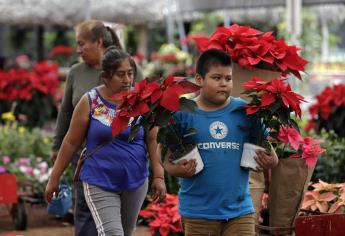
left=306, top=84, right=345, bottom=138
left=139, top=194, right=182, bottom=236
left=111, top=76, right=203, bottom=173
left=237, top=75, right=325, bottom=229
left=295, top=180, right=345, bottom=236
left=238, top=76, right=305, bottom=169
left=186, top=24, right=308, bottom=97
left=302, top=180, right=345, bottom=214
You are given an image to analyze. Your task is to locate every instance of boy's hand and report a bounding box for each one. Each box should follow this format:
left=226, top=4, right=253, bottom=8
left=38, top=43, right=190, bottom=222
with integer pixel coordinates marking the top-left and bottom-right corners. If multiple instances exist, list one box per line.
left=254, top=150, right=278, bottom=171
left=163, top=158, right=197, bottom=178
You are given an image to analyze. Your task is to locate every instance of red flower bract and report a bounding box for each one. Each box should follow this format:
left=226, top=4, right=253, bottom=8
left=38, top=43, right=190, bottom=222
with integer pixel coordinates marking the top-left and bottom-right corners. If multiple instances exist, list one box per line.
left=306, top=84, right=345, bottom=138
left=243, top=77, right=305, bottom=118
left=151, top=76, right=200, bottom=112
left=111, top=77, right=200, bottom=138
left=0, top=61, right=60, bottom=101
left=139, top=194, right=182, bottom=236
left=188, top=24, right=308, bottom=79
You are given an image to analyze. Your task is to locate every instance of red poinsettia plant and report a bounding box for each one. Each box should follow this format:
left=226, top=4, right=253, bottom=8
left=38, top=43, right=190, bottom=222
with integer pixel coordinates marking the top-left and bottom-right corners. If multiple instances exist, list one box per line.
left=111, top=76, right=199, bottom=158
left=242, top=76, right=324, bottom=167
left=139, top=194, right=182, bottom=236
left=306, top=84, right=345, bottom=138
left=0, top=60, right=60, bottom=101
left=186, top=24, right=308, bottom=79
left=48, top=45, right=74, bottom=57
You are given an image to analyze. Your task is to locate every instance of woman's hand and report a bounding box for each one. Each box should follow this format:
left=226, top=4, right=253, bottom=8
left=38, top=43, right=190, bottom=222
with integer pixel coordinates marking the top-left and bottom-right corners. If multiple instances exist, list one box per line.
left=163, top=159, right=197, bottom=178
left=45, top=177, right=60, bottom=203
left=151, top=177, right=167, bottom=202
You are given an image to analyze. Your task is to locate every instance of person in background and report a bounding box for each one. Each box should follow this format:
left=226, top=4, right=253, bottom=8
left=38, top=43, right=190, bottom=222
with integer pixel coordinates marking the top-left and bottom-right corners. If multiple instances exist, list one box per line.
left=51, top=19, right=145, bottom=236
left=46, top=46, right=166, bottom=236
left=163, top=49, right=278, bottom=236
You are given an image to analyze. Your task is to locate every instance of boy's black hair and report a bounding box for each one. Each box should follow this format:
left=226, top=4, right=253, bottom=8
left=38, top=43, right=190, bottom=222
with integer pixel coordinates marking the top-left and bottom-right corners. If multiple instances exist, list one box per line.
left=196, top=49, right=232, bottom=78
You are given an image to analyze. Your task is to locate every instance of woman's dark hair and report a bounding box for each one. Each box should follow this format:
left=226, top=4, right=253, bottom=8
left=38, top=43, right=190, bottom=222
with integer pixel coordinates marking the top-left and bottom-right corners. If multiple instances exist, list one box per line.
left=75, top=20, right=122, bottom=49
left=196, top=49, right=232, bottom=78
left=101, top=46, right=136, bottom=79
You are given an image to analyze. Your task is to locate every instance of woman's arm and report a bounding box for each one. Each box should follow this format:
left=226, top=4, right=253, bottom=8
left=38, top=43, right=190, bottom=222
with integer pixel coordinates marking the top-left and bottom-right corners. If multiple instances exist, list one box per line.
left=146, top=127, right=166, bottom=201
left=51, top=71, right=74, bottom=162
left=45, top=95, right=90, bottom=202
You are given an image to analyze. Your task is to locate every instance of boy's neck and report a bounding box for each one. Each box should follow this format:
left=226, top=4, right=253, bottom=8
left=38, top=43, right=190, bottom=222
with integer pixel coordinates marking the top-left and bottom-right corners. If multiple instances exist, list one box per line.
left=195, top=96, right=231, bottom=111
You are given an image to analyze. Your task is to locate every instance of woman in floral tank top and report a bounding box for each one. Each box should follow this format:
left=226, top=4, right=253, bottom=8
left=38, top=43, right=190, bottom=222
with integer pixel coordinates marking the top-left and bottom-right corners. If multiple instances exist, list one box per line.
left=46, top=47, right=166, bottom=236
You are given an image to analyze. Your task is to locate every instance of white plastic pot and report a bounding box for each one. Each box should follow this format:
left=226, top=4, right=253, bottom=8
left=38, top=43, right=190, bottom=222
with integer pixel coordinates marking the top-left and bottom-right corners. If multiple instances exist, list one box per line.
left=240, top=142, right=265, bottom=170
left=172, top=146, right=204, bottom=175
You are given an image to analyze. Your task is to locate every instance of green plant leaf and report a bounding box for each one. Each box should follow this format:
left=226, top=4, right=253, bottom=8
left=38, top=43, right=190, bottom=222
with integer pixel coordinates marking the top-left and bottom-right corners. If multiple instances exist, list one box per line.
left=289, top=119, right=300, bottom=132
left=241, top=88, right=256, bottom=94
left=128, top=124, right=141, bottom=142
left=184, top=128, right=197, bottom=138
left=156, top=110, right=172, bottom=126
left=268, top=99, right=282, bottom=114
left=179, top=97, right=197, bottom=113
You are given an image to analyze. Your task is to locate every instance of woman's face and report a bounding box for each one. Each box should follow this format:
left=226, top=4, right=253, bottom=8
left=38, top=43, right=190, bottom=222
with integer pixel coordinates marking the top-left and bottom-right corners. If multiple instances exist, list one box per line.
left=76, top=31, right=103, bottom=66
left=106, top=58, right=134, bottom=94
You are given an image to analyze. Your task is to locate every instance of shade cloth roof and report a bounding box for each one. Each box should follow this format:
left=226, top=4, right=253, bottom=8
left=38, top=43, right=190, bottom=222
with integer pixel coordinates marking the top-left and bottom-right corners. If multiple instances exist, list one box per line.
left=0, top=0, right=165, bottom=26
left=177, top=0, right=345, bottom=12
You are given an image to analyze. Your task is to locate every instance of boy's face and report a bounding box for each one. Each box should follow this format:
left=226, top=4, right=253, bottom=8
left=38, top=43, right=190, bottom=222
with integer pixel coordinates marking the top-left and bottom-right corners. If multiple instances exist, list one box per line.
left=196, top=65, right=233, bottom=106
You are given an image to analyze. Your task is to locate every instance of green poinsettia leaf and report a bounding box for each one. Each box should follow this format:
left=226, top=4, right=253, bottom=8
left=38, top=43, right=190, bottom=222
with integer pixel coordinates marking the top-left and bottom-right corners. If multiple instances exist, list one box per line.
left=267, top=100, right=282, bottom=114
left=241, top=88, right=257, bottom=95
left=157, top=127, right=168, bottom=144
left=289, top=119, right=300, bottom=132
left=156, top=110, right=172, bottom=126
left=277, top=109, right=289, bottom=125
left=179, top=97, right=197, bottom=113
left=269, top=130, right=279, bottom=140
left=184, top=128, right=197, bottom=138
left=268, top=119, right=281, bottom=131
left=128, top=124, right=141, bottom=142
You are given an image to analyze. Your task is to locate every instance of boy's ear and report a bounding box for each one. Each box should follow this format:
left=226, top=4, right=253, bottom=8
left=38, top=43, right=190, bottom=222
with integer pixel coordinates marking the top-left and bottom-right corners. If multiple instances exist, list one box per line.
left=195, top=74, right=203, bottom=86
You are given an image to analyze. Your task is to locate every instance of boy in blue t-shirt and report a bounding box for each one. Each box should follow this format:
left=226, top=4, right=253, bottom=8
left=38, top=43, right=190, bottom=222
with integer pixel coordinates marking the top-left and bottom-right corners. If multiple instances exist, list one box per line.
left=163, top=49, right=278, bottom=236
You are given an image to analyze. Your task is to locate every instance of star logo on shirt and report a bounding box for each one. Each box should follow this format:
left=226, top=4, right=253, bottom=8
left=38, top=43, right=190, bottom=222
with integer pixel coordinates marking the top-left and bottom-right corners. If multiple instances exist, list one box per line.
left=209, top=121, right=228, bottom=139
left=215, top=126, right=223, bottom=135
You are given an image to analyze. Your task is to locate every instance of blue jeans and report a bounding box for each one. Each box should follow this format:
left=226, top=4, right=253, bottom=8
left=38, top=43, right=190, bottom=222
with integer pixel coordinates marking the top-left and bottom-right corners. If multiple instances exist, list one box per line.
left=74, top=179, right=98, bottom=236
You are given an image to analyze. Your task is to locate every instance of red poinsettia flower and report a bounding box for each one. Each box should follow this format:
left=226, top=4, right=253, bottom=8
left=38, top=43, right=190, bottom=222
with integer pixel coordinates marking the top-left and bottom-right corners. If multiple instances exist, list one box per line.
left=243, top=77, right=305, bottom=118
left=111, top=79, right=154, bottom=137
left=300, top=137, right=325, bottom=168
left=151, top=76, right=200, bottom=112
left=188, top=24, right=308, bottom=79
left=242, top=76, right=267, bottom=91
left=111, top=77, right=200, bottom=138
left=241, top=75, right=324, bottom=167
left=278, top=126, right=303, bottom=150
left=0, top=61, right=60, bottom=102
left=48, top=45, right=74, bottom=57
left=307, top=84, right=345, bottom=136
left=181, top=33, right=210, bottom=52
left=139, top=194, right=182, bottom=236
